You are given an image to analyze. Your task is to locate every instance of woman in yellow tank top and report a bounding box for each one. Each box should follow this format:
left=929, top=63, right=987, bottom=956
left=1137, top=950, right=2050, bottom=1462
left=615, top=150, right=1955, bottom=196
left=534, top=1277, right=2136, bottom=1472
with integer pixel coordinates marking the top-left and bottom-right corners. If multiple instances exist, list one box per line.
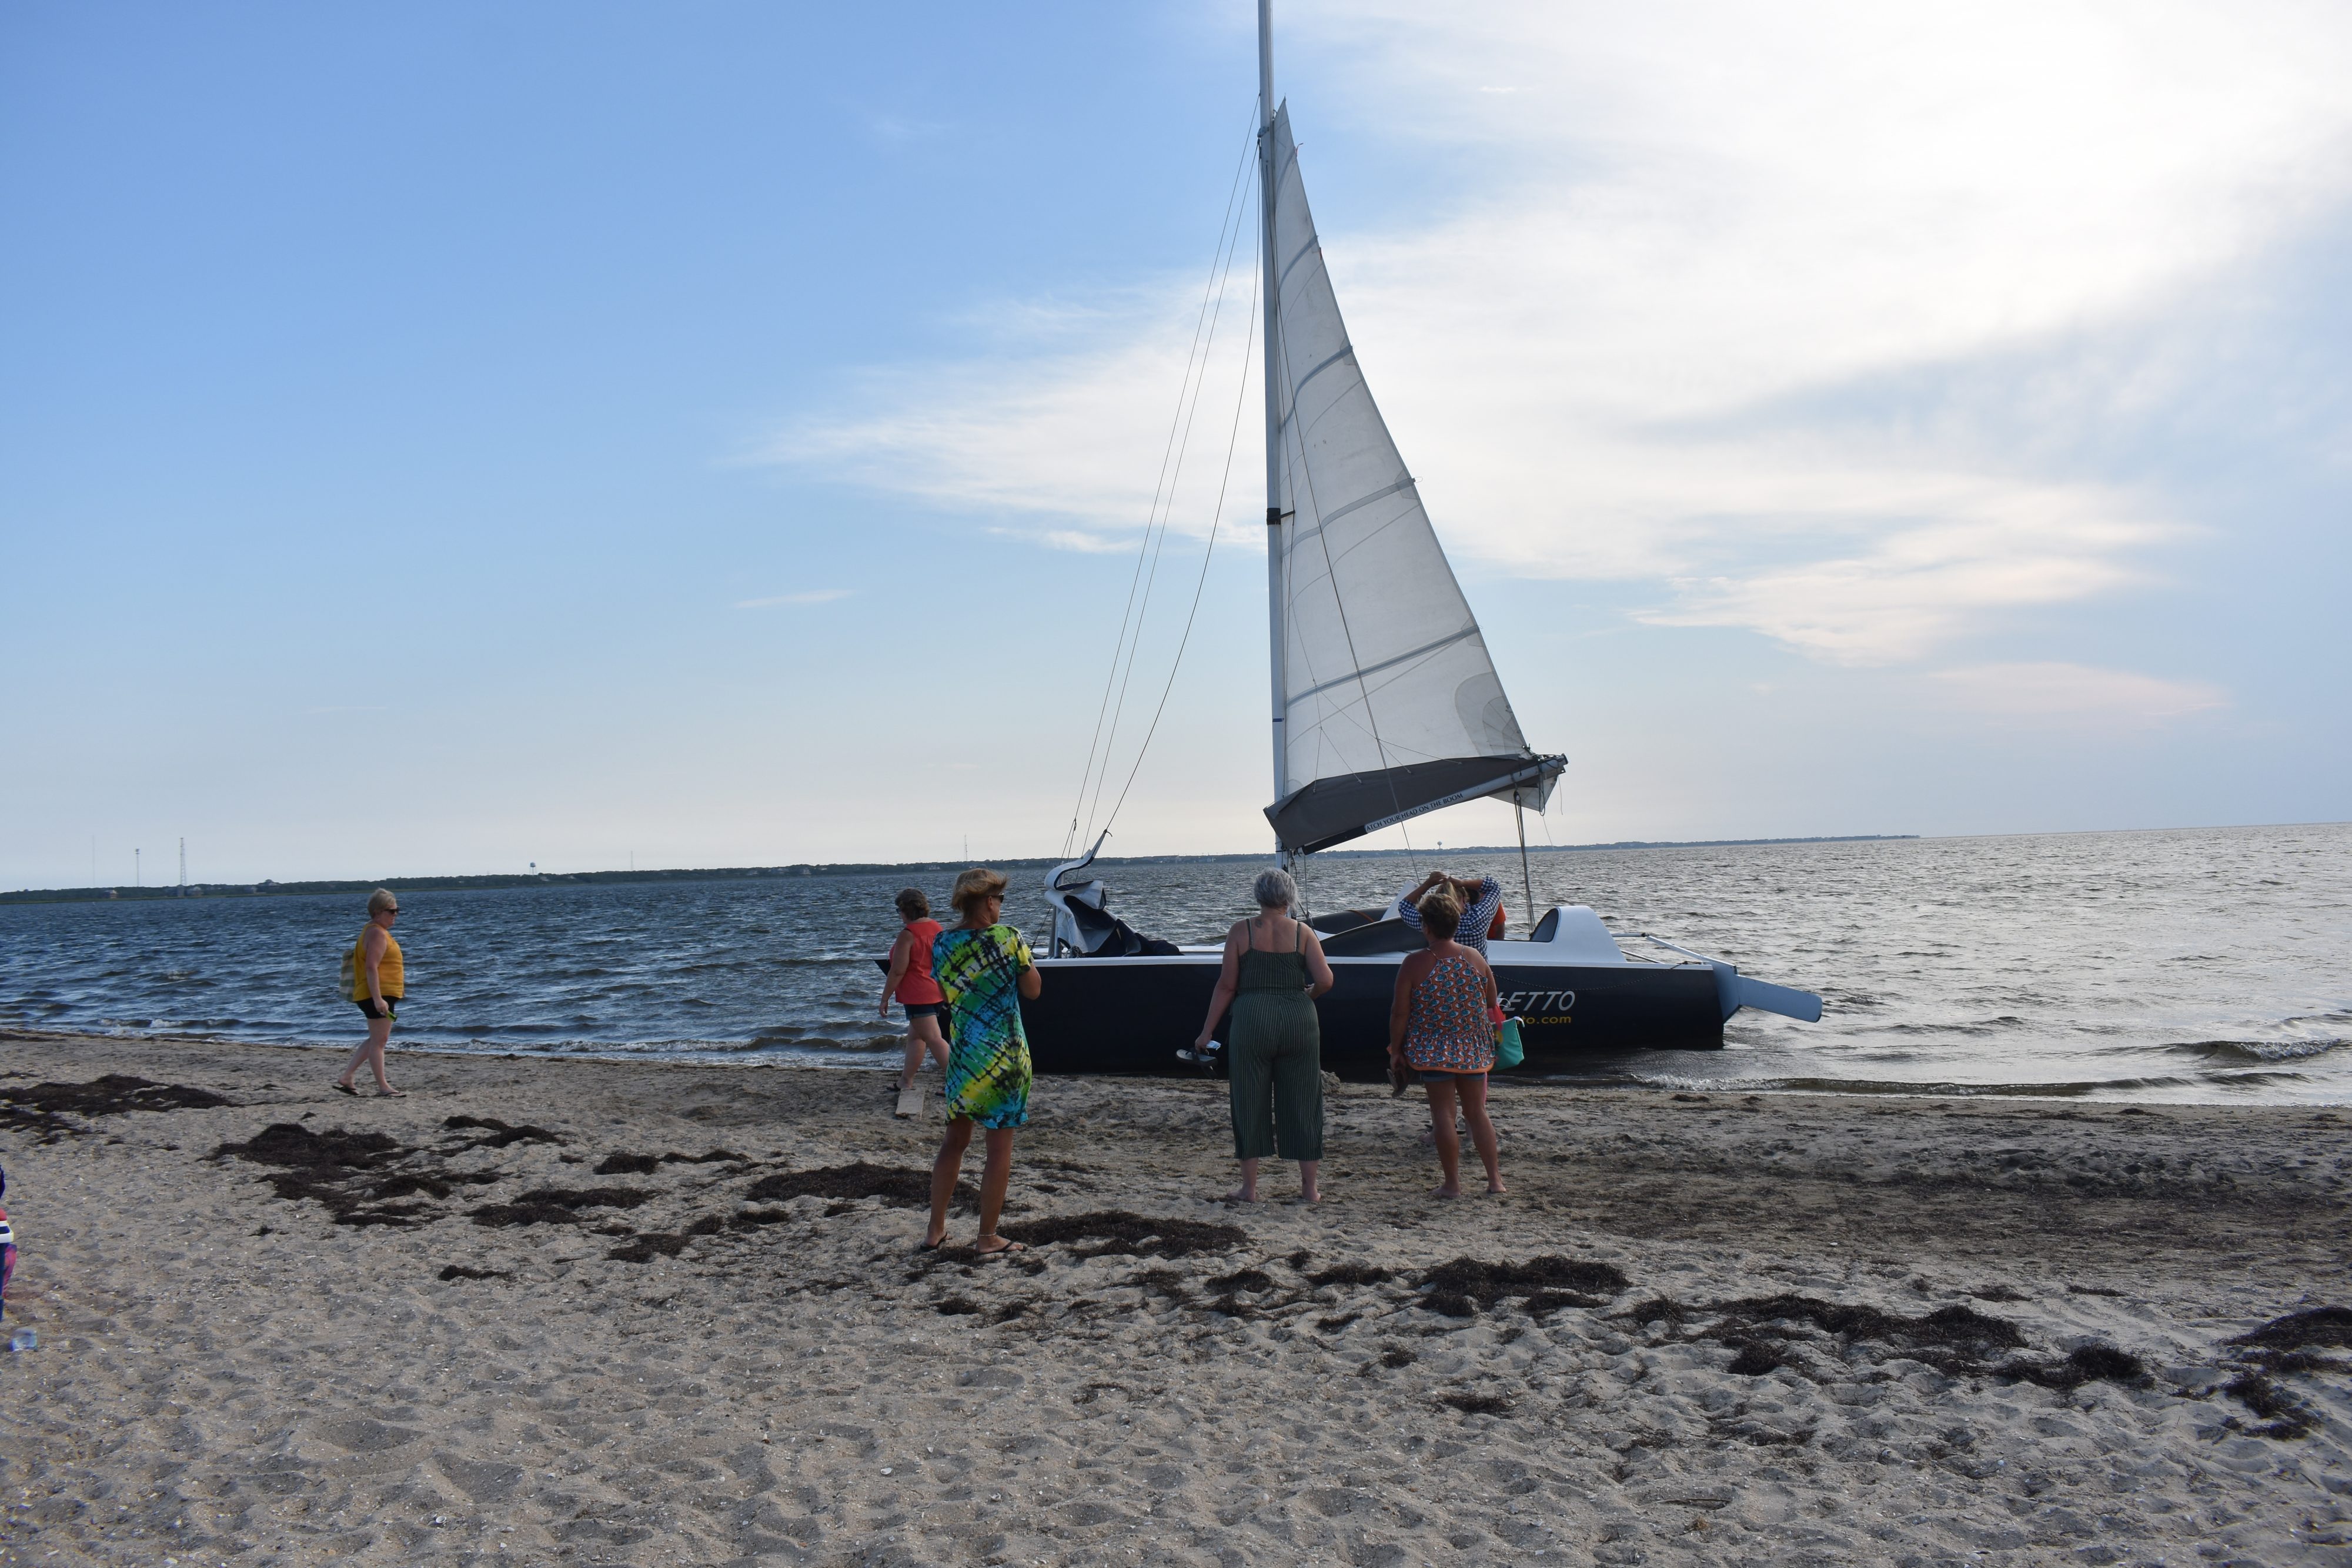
left=335, top=888, right=406, bottom=1096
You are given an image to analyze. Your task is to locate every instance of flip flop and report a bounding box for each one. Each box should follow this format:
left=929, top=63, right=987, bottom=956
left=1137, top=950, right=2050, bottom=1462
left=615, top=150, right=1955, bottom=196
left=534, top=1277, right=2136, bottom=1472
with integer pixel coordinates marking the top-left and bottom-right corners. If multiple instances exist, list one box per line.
left=975, top=1239, right=1027, bottom=1258
left=917, top=1236, right=947, bottom=1252
left=376, top=1089, right=407, bottom=1098
left=333, top=1084, right=358, bottom=1096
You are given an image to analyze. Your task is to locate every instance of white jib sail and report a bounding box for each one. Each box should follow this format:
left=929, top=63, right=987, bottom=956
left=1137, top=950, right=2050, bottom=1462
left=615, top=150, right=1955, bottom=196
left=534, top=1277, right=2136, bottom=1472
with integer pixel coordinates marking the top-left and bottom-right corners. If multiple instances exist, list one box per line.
left=1264, top=105, right=1555, bottom=852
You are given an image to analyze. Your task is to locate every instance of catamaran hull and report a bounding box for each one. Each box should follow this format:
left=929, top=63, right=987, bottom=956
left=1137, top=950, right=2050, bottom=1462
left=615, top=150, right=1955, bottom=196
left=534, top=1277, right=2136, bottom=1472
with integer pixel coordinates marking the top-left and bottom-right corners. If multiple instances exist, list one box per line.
left=1010, top=953, right=1723, bottom=1077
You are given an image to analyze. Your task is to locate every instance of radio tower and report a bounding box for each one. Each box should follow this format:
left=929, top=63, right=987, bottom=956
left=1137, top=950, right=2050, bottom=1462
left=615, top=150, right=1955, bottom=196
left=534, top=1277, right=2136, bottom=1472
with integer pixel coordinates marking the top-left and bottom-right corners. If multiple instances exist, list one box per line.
left=179, top=838, right=187, bottom=890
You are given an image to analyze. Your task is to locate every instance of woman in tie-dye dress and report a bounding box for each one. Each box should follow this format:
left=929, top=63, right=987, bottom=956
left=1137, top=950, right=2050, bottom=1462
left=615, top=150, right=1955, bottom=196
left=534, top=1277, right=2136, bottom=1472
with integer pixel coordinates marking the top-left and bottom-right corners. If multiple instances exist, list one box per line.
left=921, top=867, right=1041, bottom=1256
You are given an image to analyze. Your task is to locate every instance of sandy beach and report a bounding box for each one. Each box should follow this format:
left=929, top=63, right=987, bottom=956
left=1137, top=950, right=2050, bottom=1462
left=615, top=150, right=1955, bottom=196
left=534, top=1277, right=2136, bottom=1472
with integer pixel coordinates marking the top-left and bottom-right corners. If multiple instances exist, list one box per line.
left=2, top=1028, right=2347, bottom=1567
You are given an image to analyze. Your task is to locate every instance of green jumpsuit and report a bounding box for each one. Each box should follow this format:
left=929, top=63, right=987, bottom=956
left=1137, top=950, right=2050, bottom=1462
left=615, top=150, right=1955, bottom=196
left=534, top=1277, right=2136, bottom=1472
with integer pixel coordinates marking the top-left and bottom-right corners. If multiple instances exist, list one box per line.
left=1225, top=921, right=1325, bottom=1161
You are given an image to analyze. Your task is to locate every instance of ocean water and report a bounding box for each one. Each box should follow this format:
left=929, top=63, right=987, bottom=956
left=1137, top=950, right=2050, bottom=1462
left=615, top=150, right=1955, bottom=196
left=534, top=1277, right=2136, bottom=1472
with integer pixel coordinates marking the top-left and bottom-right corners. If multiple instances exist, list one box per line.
left=2, top=824, right=2347, bottom=1104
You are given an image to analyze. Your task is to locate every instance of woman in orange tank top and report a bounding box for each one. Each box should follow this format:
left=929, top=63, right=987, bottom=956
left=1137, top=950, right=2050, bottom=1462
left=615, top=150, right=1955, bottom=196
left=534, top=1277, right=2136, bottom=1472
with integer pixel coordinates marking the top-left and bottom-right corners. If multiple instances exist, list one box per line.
left=335, top=888, right=407, bottom=1096
left=880, top=887, right=951, bottom=1096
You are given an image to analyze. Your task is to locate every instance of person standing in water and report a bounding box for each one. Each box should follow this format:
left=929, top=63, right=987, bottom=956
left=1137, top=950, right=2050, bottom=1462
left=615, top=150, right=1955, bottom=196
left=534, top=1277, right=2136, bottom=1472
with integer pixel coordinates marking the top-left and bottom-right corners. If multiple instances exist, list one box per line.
left=336, top=889, right=406, bottom=1096
left=879, top=887, right=951, bottom=1095
left=1191, top=868, right=1335, bottom=1203
left=1389, top=890, right=1504, bottom=1197
left=921, top=869, right=1039, bottom=1255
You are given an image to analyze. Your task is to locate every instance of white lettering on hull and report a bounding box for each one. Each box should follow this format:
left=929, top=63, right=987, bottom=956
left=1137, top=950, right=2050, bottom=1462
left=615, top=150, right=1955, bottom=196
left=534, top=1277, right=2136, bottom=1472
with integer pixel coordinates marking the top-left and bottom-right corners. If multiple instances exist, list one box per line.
left=1499, top=989, right=1576, bottom=1015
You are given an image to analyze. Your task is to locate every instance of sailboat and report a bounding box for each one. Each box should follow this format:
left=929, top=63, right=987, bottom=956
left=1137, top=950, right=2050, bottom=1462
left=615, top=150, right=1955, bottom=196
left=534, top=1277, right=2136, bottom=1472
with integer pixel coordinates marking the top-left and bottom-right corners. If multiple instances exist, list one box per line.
left=962, top=2, right=1819, bottom=1075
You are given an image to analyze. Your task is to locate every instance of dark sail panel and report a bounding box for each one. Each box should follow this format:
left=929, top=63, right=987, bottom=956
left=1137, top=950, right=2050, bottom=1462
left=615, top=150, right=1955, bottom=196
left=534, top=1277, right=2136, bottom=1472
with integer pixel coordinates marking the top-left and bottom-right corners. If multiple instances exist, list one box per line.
left=1266, top=754, right=1566, bottom=854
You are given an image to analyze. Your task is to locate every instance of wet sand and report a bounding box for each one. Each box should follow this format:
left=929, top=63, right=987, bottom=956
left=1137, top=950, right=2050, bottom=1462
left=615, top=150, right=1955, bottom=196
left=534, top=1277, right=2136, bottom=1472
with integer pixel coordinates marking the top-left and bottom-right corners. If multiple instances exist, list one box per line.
left=2, top=1027, right=2348, bottom=1566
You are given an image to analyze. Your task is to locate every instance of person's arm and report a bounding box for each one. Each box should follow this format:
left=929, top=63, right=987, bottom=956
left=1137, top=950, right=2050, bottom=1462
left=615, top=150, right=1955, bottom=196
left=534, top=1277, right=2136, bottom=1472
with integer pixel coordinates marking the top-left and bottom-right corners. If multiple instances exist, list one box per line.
left=1193, top=925, right=1244, bottom=1047
left=363, top=926, right=387, bottom=1012
left=1301, top=928, right=1335, bottom=1000
left=1017, top=962, right=1042, bottom=1001
left=880, top=930, right=913, bottom=1017
left=1397, top=871, right=1446, bottom=914
left=1388, top=952, right=1425, bottom=1062
left=1474, top=951, right=1499, bottom=1014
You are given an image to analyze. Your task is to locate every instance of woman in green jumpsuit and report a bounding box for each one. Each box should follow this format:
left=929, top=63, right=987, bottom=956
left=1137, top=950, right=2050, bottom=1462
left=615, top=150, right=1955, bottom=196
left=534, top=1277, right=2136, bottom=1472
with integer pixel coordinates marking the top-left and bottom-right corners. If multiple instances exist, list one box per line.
left=1191, top=868, right=1337, bottom=1202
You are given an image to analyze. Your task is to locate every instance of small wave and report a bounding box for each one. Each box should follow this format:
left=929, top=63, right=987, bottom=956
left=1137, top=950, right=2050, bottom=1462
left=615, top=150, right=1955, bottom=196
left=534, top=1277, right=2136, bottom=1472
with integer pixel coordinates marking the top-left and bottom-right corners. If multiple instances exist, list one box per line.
left=2158, top=1037, right=2349, bottom=1065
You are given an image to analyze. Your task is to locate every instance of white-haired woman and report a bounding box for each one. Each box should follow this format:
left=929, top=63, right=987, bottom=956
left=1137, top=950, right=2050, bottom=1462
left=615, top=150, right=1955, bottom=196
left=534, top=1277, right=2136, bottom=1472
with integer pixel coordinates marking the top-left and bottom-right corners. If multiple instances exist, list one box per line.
left=1192, top=867, right=1335, bottom=1202
left=335, top=888, right=406, bottom=1096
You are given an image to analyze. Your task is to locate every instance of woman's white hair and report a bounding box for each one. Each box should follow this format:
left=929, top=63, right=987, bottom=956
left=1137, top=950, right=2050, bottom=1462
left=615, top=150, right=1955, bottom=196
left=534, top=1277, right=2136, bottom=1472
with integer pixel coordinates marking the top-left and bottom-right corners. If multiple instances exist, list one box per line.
left=1251, top=868, right=1298, bottom=911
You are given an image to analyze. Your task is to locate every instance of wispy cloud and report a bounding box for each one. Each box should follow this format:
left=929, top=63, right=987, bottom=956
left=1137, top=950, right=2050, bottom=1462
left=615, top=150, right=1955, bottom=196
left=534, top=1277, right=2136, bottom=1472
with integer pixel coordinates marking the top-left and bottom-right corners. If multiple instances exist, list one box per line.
left=734, top=589, right=853, bottom=609
left=765, top=0, right=2352, bottom=663
left=1929, top=663, right=2229, bottom=726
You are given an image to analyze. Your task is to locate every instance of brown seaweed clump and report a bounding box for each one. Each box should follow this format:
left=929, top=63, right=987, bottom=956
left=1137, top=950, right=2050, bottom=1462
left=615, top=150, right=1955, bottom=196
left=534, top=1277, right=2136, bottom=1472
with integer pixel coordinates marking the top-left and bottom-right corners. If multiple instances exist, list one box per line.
left=999, top=1210, right=1248, bottom=1260
left=215, top=1122, right=434, bottom=1226
left=3, top=1075, right=232, bottom=1142
left=746, top=1162, right=959, bottom=1209
left=1416, top=1256, right=1630, bottom=1318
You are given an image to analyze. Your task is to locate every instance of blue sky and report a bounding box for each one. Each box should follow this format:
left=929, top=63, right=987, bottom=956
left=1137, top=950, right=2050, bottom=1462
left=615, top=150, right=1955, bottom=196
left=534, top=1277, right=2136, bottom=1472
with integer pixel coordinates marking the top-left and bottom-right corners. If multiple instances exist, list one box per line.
left=3, top=0, right=2347, bottom=887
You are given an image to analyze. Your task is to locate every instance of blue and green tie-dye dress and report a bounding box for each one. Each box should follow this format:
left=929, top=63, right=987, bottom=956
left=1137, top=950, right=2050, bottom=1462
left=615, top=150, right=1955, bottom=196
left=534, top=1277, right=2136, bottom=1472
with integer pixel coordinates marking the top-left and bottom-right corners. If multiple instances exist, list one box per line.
left=931, top=924, right=1034, bottom=1129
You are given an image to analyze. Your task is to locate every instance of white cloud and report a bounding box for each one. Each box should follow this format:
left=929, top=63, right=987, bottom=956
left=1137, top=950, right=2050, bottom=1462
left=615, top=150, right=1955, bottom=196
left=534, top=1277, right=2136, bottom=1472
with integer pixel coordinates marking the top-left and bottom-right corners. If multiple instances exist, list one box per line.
left=1929, top=662, right=2229, bottom=725
left=766, top=0, right=2352, bottom=660
left=766, top=282, right=1259, bottom=553
left=734, top=589, right=853, bottom=608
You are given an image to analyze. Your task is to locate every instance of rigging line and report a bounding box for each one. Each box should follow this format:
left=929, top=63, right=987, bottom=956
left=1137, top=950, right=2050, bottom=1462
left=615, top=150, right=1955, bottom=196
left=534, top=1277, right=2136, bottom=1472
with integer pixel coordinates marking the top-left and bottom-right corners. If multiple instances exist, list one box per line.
left=1097, top=237, right=1259, bottom=840
left=1063, top=106, right=1261, bottom=859
left=1082, top=143, right=1259, bottom=848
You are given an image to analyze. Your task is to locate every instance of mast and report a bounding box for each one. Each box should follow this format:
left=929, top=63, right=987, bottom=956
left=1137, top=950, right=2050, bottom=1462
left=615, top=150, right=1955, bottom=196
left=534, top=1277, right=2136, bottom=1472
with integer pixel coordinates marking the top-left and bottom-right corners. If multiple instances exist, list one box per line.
left=1258, top=0, right=1285, bottom=834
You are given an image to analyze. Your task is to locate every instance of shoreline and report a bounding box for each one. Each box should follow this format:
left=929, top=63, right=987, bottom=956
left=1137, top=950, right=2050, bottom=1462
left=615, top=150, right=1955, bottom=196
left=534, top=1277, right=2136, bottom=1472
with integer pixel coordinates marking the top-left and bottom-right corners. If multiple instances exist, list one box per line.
left=3, top=1024, right=2341, bottom=1109
left=4, top=1028, right=2347, bottom=1564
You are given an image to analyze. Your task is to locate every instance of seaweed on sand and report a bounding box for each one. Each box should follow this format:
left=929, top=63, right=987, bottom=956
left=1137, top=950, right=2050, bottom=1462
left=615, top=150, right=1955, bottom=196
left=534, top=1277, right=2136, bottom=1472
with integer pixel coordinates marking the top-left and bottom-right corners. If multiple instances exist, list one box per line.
left=998, top=1210, right=1248, bottom=1260
left=442, top=1115, right=562, bottom=1149
left=745, top=1162, right=966, bottom=1209
left=215, top=1122, right=432, bottom=1226
left=1415, top=1257, right=1629, bottom=1318
left=471, top=1187, right=650, bottom=1228
left=4, top=1075, right=231, bottom=1142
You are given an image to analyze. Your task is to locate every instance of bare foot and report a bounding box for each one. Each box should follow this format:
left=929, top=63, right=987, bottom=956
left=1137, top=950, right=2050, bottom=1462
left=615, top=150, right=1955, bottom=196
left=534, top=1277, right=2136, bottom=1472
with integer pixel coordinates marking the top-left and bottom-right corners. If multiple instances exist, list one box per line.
left=975, top=1237, right=1027, bottom=1257
left=1484, top=1181, right=1507, bottom=1195
left=1298, top=1191, right=1323, bottom=1205
left=1434, top=1184, right=1463, bottom=1199
left=1223, top=1189, right=1261, bottom=1205
left=375, top=1088, right=406, bottom=1098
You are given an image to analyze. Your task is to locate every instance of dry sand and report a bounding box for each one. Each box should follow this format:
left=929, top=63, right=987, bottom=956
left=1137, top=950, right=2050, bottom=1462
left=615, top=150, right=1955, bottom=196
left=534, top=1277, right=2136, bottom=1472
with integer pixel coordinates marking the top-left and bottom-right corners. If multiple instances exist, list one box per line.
left=2, top=1027, right=2348, bottom=1567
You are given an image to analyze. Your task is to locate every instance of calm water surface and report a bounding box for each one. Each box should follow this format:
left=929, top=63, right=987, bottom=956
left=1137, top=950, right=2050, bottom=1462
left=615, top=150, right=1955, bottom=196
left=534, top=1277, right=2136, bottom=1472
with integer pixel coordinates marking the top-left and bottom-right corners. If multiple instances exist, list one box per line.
left=3, top=825, right=2347, bottom=1104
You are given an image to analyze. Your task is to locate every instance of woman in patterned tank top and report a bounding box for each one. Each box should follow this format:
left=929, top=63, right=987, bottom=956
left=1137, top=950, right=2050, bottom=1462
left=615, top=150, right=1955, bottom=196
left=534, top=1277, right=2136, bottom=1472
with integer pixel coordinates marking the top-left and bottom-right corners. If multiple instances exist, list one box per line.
left=1388, top=889, right=1505, bottom=1198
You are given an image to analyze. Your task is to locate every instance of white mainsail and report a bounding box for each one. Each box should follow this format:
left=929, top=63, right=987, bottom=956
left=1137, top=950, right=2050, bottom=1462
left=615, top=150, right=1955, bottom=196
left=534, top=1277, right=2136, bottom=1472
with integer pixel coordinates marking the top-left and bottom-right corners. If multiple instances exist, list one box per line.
left=1261, top=105, right=1562, bottom=854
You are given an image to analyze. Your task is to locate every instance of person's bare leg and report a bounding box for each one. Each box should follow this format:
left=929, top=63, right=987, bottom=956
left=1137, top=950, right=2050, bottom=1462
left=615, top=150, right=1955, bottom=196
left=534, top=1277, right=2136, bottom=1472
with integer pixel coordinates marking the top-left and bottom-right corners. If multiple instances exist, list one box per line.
left=1227, top=1156, right=1261, bottom=1203
left=1427, top=1079, right=1464, bottom=1198
left=1297, top=1158, right=1321, bottom=1203
left=925, top=1118, right=973, bottom=1246
left=898, top=1033, right=923, bottom=1091
left=917, top=1016, right=950, bottom=1074
left=1459, top=1074, right=1504, bottom=1193
left=340, top=1014, right=395, bottom=1092
left=975, top=1129, right=1021, bottom=1252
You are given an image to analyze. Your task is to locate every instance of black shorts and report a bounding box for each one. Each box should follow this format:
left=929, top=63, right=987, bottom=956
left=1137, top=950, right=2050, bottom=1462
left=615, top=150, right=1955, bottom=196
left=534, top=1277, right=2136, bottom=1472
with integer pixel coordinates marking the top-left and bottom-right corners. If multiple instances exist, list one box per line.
left=901, top=1002, right=948, bottom=1022
left=357, top=997, right=400, bottom=1021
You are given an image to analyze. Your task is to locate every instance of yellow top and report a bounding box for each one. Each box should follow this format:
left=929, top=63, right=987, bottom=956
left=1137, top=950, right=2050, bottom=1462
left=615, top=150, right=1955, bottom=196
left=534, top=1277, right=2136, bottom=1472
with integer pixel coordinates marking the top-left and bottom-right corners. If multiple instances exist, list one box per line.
left=348, top=928, right=405, bottom=1000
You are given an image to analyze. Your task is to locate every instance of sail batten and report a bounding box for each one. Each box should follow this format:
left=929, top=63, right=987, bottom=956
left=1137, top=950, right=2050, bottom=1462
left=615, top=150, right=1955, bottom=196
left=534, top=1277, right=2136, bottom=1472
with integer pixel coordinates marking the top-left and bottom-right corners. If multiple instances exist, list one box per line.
left=1261, top=104, right=1562, bottom=854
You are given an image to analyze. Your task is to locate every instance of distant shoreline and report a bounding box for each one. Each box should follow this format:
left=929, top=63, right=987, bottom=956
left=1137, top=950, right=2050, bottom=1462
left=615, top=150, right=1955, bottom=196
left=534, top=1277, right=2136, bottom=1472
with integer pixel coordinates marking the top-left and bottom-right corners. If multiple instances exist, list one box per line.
left=0, top=834, right=1919, bottom=905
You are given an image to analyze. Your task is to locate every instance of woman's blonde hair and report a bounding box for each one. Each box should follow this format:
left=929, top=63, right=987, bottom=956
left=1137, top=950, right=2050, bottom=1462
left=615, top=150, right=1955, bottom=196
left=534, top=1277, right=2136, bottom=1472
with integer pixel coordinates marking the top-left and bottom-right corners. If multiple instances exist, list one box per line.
left=1419, top=888, right=1461, bottom=941
left=367, top=888, right=399, bottom=915
left=950, top=867, right=1008, bottom=916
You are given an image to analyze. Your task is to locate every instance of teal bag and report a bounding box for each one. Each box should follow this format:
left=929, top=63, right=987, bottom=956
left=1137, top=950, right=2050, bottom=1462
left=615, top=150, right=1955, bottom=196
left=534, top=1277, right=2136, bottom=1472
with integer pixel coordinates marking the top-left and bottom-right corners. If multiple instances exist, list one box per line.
left=1494, top=1017, right=1525, bottom=1071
